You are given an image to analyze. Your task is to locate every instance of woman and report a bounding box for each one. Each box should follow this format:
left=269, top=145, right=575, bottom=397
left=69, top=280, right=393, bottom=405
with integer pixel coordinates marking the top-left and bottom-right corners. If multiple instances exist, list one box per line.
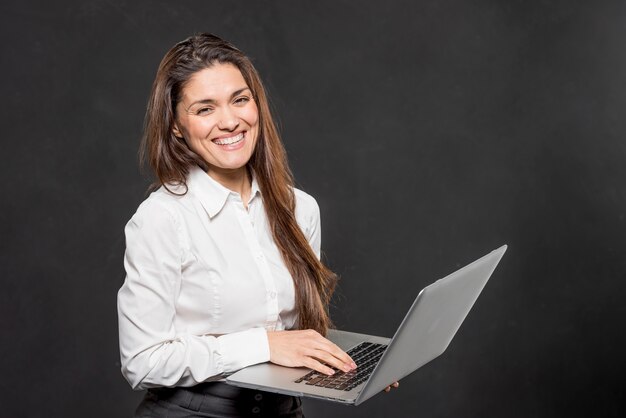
left=118, top=33, right=395, bottom=417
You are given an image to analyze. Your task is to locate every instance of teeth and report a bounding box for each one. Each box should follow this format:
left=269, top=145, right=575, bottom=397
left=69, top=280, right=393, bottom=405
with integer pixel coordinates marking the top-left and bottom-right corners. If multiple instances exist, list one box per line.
left=213, top=132, right=244, bottom=145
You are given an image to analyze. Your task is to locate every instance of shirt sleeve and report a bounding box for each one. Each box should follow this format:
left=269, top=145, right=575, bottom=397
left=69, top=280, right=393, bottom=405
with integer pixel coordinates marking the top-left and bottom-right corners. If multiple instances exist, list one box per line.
left=117, top=199, right=270, bottom=390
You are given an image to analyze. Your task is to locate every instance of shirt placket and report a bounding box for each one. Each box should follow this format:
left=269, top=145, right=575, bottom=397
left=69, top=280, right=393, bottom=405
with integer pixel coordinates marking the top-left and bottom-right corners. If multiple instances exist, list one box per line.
left=232, top=195, right=279, bottom=331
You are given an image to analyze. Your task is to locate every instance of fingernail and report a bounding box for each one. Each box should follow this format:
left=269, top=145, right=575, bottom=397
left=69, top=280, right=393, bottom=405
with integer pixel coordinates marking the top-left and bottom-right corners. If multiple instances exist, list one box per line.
left=351, top=362, right=357, bottom=368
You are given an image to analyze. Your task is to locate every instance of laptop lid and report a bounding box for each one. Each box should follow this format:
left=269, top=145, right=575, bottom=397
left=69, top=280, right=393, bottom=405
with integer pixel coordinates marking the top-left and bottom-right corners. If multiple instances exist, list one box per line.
left=354, top=245, right=507, bottom=405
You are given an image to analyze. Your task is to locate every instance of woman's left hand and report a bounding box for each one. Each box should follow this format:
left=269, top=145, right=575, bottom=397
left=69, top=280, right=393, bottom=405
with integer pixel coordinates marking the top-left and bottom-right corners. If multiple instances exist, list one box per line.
left=384, top=381, right=400, bottom=393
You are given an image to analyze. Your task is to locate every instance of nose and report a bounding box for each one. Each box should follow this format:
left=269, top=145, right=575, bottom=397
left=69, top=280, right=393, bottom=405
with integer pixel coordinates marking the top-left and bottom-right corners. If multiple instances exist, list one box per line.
left=217, top=106, right=240, bottom=131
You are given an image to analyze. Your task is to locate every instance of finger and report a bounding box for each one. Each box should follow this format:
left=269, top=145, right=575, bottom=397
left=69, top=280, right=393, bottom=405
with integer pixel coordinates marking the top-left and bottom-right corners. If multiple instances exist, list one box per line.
left=309, top=349, right=353, bottom=373
left=307, top=348, right=352, bottom=372
left=313, top=339, right=356, bottom=368
left=302, top=330, right=356, bottom=366
left=384, top=386, right=391, bottom=392
left=392, top=381, right=399, bottom=388
left=303, top=357, right=335, bottom=376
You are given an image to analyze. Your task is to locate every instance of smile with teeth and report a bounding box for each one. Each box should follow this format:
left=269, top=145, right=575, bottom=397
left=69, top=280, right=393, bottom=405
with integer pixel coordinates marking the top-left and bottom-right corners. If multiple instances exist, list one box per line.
left=212, top=132, right=244, bottom=146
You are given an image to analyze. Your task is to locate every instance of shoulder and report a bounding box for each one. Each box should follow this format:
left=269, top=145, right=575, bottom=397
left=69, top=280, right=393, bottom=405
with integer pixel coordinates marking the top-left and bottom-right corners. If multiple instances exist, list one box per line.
left=293, top=187, right=321, bottom=234
left=292, top=188, right=322, bottom=249
left=128, top=186, right=188, bottom=229
left=294, top=187, right=320, bottom=218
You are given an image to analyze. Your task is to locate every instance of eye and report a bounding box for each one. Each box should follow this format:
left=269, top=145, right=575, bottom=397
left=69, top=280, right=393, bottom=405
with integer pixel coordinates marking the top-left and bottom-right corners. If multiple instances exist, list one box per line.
left=233, top=96, right=251, bottom=105
left=195, top=107, right=213, bottom=116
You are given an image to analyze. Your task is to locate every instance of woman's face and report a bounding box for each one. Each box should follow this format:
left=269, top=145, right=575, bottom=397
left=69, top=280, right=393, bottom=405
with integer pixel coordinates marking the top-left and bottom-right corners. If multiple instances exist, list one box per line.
left=173, top=63, right=259, bottom=179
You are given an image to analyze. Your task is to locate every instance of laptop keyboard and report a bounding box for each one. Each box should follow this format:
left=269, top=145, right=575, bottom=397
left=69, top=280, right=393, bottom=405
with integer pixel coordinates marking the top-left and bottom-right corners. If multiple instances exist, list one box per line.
left=294, top=342, right=388, bottom=391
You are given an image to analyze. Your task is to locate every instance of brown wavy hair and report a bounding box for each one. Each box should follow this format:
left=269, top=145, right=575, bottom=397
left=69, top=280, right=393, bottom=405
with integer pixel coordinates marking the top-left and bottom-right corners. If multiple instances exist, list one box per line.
left=141, top=33, right=337, bottom=335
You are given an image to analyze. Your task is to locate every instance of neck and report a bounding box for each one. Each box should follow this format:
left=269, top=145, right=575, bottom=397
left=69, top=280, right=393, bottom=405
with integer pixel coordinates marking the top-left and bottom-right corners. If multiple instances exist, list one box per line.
left=206, top=166, right=252, bottom=203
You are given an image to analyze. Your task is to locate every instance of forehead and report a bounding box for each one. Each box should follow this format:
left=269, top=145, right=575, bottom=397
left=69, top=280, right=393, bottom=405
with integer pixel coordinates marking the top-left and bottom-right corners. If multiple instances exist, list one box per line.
left=181, top=63, right=249, bottom=102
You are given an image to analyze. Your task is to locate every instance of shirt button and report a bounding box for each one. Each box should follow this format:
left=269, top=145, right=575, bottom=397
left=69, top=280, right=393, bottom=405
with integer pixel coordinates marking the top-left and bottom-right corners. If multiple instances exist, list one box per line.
left=252, top=406, right=261, bottom=414
left=258, top=253, right=264, bottom=259
left=269, top=291, right=277, bottom=299
left=254, top=393, right=263, bottom=401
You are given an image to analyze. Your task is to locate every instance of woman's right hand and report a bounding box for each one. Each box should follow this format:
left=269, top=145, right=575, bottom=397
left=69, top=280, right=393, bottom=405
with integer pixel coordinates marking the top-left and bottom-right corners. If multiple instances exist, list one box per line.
left=266, top=330, right=357, bottom=376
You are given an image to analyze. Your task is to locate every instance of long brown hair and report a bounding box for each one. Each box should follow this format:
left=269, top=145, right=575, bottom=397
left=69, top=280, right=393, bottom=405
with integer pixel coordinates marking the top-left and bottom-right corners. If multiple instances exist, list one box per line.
left=141, top=33, right=337, bottom=335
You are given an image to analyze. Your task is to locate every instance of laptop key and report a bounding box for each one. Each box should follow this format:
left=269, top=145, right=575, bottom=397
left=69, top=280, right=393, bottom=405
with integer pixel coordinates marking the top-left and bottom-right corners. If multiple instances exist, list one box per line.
left=305, top=376, right=324, bottom=385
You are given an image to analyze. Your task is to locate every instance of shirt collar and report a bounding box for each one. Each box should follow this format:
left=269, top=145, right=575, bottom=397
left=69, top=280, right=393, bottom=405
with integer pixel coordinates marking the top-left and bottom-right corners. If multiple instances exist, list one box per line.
left=187, top=165, right=261, bottom=218
left=250, top=175, right=261, bottom=202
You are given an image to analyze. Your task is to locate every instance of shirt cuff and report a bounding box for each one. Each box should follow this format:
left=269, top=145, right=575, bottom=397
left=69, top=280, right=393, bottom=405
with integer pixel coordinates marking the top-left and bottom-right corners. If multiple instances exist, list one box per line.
left=217, top=328, right=270, bottom=372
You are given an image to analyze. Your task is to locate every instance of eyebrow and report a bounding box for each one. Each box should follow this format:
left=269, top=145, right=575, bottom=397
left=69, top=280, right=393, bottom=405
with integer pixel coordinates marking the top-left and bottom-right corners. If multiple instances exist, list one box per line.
left=185, top=87, right=252, bottom=111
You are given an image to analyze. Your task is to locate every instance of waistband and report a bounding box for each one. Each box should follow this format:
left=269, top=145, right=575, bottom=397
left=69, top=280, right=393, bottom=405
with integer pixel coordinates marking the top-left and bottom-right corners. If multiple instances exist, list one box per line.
left=148, top=381, right=300, bottom=415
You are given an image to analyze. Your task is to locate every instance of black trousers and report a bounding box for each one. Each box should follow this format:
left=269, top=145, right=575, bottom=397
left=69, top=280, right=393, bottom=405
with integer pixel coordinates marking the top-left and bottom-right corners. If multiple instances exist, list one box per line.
left=134, top=382, right=303, bottom=418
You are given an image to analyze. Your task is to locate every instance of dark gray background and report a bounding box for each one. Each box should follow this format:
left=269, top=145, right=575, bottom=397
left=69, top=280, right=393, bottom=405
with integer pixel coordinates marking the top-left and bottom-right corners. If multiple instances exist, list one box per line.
left=1, top=0, right=625, bottom=417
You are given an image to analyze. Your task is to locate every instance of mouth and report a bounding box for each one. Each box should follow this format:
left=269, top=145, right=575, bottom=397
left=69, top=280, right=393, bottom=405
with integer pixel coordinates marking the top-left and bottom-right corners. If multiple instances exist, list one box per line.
left=212, top=132, right=245, bottom=146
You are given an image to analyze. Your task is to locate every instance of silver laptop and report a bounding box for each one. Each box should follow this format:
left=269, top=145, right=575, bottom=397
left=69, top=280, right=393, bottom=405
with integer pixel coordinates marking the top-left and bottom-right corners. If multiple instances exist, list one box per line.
left=226, top=245, right=507, bottom=405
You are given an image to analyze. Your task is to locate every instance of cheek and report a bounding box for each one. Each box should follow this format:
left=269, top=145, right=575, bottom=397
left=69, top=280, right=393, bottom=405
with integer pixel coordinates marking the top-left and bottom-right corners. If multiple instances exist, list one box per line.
left=186, top=118, right=217, bottom=139
left=242, top=104, right=260, bottom=128
left=181, top=123, right=212, bottom=155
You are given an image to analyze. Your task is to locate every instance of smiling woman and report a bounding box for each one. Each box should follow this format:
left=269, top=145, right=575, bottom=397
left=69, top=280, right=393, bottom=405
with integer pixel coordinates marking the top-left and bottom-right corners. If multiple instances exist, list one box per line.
left=117, top=34, right=352, bottom=417
left=172, top=64, right=260, bottom=189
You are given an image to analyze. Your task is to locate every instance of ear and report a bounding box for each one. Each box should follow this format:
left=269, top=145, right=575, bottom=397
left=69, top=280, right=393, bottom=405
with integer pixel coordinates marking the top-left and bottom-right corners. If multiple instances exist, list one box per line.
left=172, top=123, right=183, bottom=139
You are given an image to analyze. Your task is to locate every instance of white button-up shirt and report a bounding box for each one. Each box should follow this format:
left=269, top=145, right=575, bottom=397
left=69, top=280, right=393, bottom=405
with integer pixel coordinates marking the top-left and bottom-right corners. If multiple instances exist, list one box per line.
left=117, top=166, right=321, bottom=390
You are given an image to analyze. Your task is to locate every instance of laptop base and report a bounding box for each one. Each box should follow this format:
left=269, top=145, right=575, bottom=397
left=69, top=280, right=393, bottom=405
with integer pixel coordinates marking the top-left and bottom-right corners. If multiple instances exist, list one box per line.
left=225, top=329, right=391, bottom=404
